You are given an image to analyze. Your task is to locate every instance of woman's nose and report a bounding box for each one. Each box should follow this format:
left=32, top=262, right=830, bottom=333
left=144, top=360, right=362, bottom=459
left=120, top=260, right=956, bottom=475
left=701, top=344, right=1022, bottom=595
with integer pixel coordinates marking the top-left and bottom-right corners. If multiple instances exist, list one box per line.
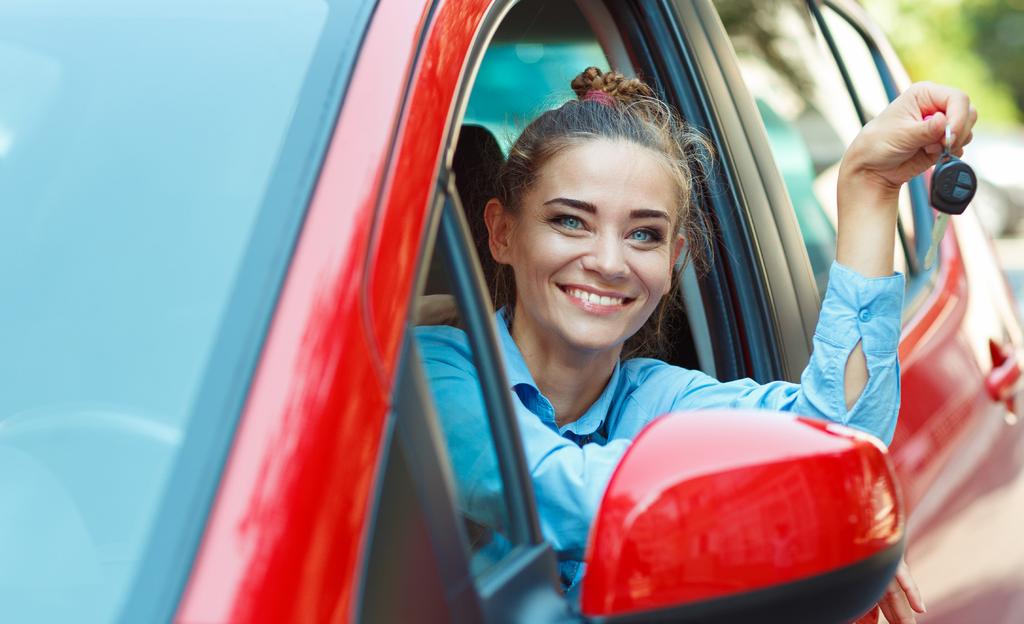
left=581, top=234, right=630, bottom=279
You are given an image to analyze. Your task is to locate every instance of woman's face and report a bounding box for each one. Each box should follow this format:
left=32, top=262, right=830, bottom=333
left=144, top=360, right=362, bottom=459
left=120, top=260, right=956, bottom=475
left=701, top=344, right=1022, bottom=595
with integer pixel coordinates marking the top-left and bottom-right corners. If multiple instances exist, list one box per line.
left=487, top=138, right=683, bottom=356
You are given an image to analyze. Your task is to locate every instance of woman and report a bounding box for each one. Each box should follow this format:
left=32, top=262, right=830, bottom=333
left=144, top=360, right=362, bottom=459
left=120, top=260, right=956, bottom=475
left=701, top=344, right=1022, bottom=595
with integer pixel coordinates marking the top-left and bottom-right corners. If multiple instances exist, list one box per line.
left=418, top=68, right=974, bottom=621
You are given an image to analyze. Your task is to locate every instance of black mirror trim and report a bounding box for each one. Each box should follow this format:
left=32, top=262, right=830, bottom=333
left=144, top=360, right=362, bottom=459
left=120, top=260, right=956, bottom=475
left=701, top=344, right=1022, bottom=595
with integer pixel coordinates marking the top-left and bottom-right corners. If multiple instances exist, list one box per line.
left=591, top=537, right=903, bottom=624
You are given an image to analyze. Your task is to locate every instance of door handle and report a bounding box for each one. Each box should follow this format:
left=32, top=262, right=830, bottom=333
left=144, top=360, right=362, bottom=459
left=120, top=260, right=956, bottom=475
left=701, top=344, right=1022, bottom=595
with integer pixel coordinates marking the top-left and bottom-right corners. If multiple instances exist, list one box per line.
left=986, top=339, right=1021, bottom=404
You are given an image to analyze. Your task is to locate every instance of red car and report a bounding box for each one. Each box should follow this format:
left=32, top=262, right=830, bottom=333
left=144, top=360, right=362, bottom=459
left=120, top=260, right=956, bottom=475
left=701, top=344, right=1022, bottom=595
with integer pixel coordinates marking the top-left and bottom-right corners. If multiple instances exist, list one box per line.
left=3, top=0, right=1022, bottom=622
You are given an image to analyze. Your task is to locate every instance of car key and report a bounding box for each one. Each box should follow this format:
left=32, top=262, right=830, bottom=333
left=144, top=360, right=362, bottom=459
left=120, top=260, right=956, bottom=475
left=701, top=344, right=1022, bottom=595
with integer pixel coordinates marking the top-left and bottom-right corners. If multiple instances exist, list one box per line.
left=924, top=125, right=977, bottom=270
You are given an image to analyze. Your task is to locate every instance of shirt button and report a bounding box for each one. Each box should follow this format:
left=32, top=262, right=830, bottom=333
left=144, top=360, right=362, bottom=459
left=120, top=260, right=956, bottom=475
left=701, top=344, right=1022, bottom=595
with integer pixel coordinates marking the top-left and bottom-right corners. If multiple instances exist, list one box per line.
left=858, top=308, right=872, bottom=322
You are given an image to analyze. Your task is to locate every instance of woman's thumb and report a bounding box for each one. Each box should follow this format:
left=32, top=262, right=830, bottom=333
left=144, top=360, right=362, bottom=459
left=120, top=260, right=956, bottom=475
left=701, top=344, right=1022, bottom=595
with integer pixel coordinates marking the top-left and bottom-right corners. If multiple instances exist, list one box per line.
left=920, top=112, right=948, bottom=145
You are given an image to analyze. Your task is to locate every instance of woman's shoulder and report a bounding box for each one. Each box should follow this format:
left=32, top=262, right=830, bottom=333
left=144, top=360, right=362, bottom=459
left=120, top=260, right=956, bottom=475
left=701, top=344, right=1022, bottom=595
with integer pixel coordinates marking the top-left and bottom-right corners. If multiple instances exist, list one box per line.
left=414, top=324, right=472, bottom=360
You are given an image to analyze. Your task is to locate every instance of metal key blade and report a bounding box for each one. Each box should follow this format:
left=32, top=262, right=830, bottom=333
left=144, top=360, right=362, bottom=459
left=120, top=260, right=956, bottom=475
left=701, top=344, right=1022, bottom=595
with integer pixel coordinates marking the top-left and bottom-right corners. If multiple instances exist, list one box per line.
left=924, top=212, right=949, bottom=270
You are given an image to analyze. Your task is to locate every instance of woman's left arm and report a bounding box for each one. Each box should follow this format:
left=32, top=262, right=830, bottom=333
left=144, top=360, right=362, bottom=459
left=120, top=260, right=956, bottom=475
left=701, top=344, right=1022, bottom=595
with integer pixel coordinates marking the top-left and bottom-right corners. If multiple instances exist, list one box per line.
left=836, top=82, right=976, bottom=408
left=836, top=83, right=973, bottom=624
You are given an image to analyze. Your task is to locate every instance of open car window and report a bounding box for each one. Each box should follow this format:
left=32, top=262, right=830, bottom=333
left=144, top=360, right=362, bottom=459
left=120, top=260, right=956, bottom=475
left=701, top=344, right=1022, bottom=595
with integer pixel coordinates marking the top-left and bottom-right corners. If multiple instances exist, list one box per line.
left=714, top=0, right=909, bottom=298
left=459, top=0, right=712, bottom=375
left=819, top=3, right=937, bottom=301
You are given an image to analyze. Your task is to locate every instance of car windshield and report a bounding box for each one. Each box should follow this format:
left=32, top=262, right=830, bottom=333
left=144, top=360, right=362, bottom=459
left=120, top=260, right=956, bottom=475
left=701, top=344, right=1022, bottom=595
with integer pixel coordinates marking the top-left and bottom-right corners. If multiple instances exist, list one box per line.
left=0, top=0, right=340, bottom=621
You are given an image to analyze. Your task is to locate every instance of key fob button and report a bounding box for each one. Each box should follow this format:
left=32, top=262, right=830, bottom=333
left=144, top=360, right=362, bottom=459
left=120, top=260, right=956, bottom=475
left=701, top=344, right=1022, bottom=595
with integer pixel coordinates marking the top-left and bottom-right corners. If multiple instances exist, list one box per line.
left=931, top=156, right=976, bottom=215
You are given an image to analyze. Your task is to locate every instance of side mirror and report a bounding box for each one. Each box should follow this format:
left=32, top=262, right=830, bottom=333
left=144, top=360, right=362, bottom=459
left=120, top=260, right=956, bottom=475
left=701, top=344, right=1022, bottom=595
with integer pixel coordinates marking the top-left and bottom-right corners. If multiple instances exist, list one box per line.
left=581, top=410, right=903, bottom=624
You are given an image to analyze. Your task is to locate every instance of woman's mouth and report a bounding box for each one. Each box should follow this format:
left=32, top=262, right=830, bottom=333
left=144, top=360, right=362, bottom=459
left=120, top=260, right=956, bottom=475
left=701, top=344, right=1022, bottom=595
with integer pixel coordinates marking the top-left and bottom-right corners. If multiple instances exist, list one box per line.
left=559, top=285, right=635, bottom=314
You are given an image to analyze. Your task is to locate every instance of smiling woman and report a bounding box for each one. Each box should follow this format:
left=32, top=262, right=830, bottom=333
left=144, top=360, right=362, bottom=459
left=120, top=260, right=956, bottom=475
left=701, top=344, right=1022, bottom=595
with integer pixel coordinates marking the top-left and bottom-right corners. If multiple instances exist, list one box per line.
left=486, top=139, right=684, bottom=364
left=416, top=65, right=908, bottom=597
left=415, top=64, right=977, bottom=617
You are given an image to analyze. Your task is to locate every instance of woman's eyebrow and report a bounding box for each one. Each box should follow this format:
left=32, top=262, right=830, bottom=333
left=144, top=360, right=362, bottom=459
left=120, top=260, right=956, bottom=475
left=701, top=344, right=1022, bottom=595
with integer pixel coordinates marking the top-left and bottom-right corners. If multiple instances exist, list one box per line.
left=630, top=209, right=670, bottom=221
left=543, top=197, right=596, bottom=213
left=543, top=198, right=669, bottom=222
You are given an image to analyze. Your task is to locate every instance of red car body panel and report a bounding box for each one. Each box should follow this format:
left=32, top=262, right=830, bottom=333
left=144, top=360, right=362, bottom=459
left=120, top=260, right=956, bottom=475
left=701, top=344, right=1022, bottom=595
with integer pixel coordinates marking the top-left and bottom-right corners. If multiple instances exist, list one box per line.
left=364, top=0, right=493, bottom=382
left=582, top=413, right=903, bottom=616
left=892, top=228, right=975, bottom=511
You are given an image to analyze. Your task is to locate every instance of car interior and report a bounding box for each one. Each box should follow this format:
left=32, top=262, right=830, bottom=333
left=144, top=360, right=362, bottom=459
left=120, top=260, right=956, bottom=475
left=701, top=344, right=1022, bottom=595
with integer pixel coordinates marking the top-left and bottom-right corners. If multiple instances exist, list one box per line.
left=421, top=0, right=709, bottom=374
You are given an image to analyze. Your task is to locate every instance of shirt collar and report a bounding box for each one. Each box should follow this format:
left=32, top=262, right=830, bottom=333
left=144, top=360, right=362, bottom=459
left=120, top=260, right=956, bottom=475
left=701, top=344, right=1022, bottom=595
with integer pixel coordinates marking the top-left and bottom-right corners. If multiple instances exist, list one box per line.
left=494, top=308, right=620, bottom=437
left=495, top=307, right=538, bottom=389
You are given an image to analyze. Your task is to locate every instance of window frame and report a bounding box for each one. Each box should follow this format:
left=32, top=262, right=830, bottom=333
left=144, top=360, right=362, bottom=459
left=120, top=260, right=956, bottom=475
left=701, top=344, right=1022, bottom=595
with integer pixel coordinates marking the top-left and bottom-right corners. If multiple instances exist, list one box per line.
left=814, top=0, right=940, bottom=318
left=366, top=177, right=569, bottom=620
left=626, top=0, right=820, bottom=383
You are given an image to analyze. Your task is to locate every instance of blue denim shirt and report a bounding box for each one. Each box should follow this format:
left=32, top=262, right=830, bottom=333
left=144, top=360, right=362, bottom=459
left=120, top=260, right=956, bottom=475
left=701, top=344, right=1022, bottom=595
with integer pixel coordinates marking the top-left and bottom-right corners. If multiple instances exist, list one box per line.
left=415, top=261, right=903, bottom=590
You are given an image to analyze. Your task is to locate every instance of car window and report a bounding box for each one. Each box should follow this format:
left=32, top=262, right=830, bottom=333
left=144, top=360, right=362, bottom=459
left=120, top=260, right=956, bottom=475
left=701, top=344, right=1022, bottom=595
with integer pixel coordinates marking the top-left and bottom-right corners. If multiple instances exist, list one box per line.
left=413, top=271, right=519, bottom=579
left=463, top=3, right=607, bottom=155
left=0, top=1, right=335, bottom=622
left=715, top=0, right=908, bottom=298
left=820, top=5, right=931, bottom=277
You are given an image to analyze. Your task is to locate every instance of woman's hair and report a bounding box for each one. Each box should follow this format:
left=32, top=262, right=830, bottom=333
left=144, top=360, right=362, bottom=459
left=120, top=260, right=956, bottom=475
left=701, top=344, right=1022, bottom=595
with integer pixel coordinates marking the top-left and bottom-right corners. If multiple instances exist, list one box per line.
left=491, top=67, right=714, bottom=359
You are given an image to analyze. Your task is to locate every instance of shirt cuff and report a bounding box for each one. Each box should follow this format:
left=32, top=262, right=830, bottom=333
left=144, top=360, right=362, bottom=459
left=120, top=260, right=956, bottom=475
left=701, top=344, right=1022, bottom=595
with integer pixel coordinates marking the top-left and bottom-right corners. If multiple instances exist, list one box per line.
left=816, top=261, right=905, bottom=354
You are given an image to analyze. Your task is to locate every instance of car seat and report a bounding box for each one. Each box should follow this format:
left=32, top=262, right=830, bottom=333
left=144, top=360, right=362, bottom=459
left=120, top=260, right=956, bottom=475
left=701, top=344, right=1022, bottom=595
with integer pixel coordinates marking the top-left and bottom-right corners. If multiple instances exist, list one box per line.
left=423, top=124, right=505, bottom=298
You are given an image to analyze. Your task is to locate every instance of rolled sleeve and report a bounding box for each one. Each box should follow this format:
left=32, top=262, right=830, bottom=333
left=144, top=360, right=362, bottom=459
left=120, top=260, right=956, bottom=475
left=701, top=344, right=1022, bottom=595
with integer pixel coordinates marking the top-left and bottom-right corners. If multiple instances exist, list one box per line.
left=816, top=261, right=904, bottom=355
left=800, top=261, right=904, bottom=444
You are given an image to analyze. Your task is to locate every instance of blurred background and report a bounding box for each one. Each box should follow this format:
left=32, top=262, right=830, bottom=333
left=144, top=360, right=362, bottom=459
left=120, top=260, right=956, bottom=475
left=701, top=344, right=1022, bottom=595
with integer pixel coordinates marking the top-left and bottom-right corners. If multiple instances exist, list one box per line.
left=864, top=0, right=1024, bottom=304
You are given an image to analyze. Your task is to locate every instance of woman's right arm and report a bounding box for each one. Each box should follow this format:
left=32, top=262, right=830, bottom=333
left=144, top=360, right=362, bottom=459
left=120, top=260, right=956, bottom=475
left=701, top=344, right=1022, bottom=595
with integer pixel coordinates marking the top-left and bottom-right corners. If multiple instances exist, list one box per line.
left=415, top=326, right=629, bottom=559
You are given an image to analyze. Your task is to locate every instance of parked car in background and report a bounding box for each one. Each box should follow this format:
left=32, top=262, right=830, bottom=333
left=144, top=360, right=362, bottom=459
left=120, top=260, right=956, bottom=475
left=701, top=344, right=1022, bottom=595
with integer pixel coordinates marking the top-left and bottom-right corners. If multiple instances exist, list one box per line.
left=967, top=131, right=1024, bottom=236
left=2, top=0, right=1023, bottom=622
left=972, top=176, right=1018, bottom=237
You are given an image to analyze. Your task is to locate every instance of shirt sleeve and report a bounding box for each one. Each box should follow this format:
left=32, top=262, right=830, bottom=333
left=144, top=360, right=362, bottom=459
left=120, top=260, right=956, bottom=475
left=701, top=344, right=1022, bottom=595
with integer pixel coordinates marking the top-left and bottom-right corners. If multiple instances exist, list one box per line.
left=670, top=261, right=904, bottom=445
left=415, top=326, right=628, bottom=559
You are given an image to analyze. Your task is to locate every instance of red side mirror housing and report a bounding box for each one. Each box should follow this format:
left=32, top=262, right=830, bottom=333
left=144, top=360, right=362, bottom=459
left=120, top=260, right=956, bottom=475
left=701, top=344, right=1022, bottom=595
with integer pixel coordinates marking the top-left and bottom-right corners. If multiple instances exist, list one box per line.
left=581, top=410, right=903, bottom=623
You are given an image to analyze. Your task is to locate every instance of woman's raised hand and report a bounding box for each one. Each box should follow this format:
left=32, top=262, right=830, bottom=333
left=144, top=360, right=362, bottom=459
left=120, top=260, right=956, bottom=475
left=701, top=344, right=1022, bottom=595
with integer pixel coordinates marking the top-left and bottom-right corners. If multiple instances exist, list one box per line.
left=836, top=82, right=977, bottom=279
left=840, top=82, right=977, bottom=197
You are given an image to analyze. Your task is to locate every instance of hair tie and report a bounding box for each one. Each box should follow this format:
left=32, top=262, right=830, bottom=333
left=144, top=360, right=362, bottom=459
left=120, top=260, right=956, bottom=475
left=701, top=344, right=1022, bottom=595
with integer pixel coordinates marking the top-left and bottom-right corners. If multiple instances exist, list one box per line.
left=583, top=89, right=615, bottom=107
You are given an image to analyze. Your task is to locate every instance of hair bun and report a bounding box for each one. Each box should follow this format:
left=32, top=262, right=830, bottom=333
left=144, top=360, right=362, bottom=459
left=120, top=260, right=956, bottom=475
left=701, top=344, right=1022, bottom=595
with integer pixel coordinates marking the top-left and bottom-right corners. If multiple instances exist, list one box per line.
left=570, top=66, right=654, bottom=104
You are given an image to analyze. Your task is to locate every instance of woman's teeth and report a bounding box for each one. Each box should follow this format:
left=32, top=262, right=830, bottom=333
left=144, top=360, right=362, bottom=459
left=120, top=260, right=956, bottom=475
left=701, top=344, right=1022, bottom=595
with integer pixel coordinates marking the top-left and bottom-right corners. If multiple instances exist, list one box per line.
left=569, top=288, right=624, bottom=306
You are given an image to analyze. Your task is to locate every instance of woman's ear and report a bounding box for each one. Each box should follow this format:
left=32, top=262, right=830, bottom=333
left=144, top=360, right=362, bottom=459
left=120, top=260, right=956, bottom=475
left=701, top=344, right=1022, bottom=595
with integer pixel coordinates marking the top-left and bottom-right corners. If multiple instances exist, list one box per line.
left=484, top=198, right=515, bottom=264
left=671, top=233, right=686, bottom=265
left=664, top=233, right=686, bottom=296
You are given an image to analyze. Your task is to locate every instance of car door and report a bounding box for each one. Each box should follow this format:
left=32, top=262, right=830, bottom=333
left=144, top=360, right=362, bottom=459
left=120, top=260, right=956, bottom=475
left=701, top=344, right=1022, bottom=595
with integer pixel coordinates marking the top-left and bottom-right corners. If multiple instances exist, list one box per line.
left=174, top=0, right=473, bottom=621
left=359, top=177, right=576, bottom=622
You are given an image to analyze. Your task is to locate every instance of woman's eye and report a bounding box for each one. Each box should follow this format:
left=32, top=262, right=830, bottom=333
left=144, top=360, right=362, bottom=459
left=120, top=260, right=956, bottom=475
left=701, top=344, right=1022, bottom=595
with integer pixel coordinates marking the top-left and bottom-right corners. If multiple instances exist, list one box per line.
left=556, top=215, right=583, bottom=230
left=629, top=229, right=662, bottom=243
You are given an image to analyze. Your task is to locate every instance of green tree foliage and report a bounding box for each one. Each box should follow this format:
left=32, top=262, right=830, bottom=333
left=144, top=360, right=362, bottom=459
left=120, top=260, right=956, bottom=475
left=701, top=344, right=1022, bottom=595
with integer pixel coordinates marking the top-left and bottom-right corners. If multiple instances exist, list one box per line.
left=864, top=0, right=1022, bottom=127
left=969, top=0, right=1024, bottom=113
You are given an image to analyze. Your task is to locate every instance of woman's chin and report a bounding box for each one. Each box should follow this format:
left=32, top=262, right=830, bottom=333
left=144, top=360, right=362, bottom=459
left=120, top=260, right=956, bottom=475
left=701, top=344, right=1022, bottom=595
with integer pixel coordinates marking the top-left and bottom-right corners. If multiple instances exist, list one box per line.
left=555, top=320, right=635, bottom=354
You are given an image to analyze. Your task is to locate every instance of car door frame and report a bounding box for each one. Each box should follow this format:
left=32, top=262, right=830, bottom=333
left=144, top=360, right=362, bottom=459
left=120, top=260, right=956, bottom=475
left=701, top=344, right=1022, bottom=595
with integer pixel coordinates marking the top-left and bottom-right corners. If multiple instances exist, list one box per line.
left=612, top=0, right=820, bottom=384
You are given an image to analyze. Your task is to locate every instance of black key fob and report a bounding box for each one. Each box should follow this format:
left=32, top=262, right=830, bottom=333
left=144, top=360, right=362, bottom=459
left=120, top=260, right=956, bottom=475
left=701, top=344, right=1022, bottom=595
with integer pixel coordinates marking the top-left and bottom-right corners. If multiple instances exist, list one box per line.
left=931, top=154, right=976, bottom=215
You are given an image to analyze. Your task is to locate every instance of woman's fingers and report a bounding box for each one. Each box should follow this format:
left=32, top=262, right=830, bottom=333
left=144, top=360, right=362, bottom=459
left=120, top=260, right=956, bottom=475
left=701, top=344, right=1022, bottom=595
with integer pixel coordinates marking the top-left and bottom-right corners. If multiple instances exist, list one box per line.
left=875, top=559, right=926, bottom=624
left=895, top=560, right=926, bottom=613
left=878, top=578, right=917, bottom=624
left=842, top=82, right=974, bottom=190
left=910, top=82, right=972, bottom=151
